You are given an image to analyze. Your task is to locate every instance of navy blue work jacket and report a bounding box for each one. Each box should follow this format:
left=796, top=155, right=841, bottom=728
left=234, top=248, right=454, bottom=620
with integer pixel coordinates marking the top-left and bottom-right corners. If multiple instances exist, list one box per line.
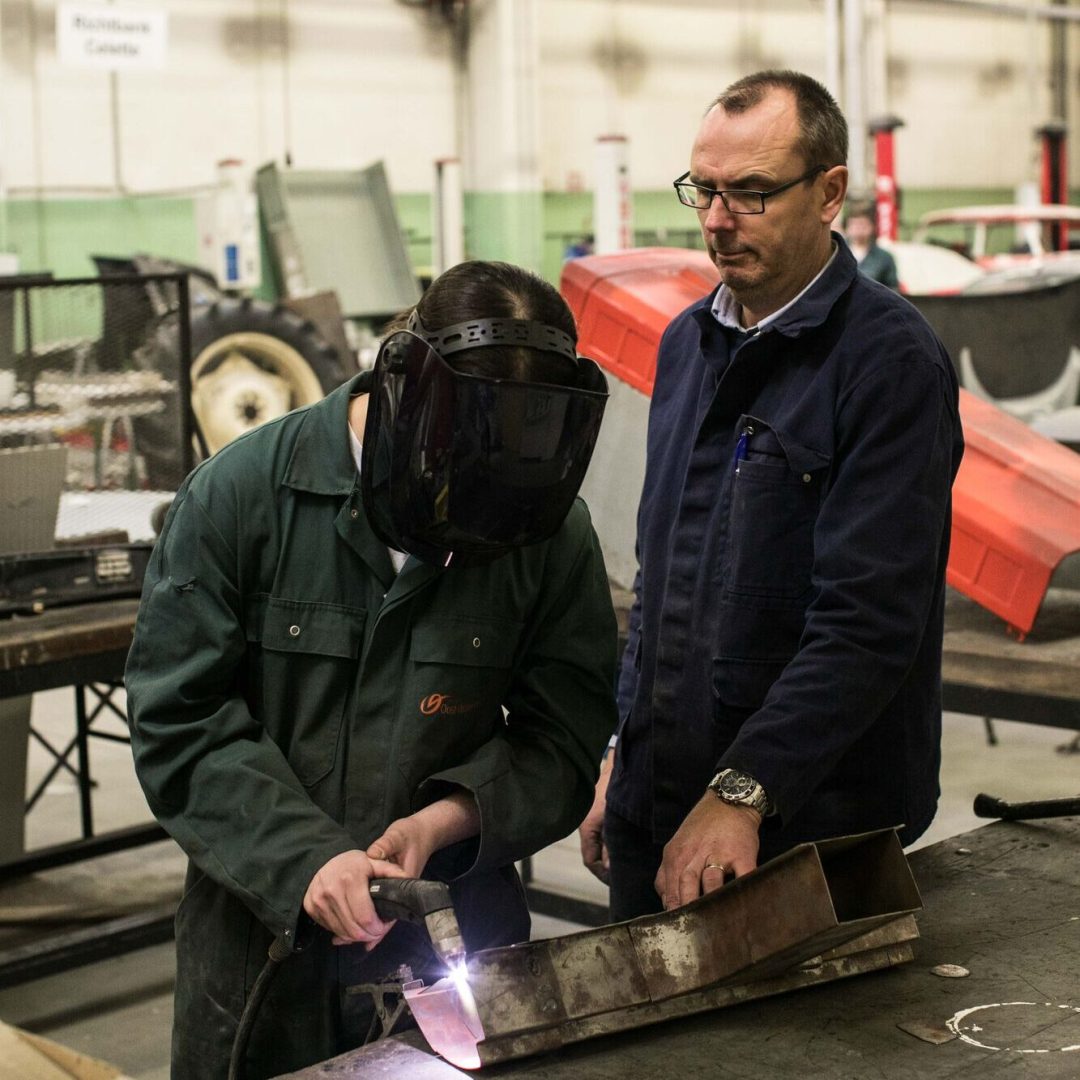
left=607, top=237, right=964, bottom=856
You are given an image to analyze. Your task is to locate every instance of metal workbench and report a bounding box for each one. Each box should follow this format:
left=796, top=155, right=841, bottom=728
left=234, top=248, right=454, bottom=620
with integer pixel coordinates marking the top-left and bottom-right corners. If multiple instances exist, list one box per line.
left=0, top=598, right=137, bottom=700
left=942, top=587, right=1080, bottom=730
left=0, top=597, right=166, bottom=871
left=280, top=815, right=1080, bottom=1078
left=0, top=599, right=171, bottom=987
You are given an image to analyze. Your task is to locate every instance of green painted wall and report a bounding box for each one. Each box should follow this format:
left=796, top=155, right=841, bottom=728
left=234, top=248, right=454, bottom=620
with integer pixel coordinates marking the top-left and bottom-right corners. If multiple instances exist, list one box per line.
left=896, top=188, right=1012, bottom=227
left=1, top=186, right=1074, bottom=299
left=540, top=190, right=709, bottom=284
left=465, top=191, right=545, bottom=273
left=394, top=193, right=434, bottom=284
left=540, top=191, right=592, bottom=283
left=1, top=196, right=198, bottom=279
left=0, top=196, right=199, bottom=345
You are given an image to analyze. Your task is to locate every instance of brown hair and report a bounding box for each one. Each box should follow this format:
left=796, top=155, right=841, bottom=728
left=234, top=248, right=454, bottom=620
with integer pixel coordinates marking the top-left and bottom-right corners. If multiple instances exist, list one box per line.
left=845, top=199, right=877, bottom=235
left=384, top=261, right=581, bottom=386
left=711, top=70, right=848, bottom=171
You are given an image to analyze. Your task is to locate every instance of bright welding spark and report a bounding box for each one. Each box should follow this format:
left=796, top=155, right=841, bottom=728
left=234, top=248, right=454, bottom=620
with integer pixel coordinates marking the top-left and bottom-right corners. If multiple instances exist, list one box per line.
left=449, top=961, right=470, bottom=992
left=449, top=961, right=484, bottom=1039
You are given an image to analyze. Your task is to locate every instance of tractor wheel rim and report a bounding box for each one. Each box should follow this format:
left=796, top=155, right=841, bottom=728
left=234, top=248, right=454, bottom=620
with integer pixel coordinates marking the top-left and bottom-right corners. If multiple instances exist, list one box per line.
left=190, top=330, right=325, bottom=453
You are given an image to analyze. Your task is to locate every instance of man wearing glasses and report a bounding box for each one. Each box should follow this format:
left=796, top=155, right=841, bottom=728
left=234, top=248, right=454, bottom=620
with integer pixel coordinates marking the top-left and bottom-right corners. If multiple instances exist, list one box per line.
left=579, top=70, right=963, bottom=919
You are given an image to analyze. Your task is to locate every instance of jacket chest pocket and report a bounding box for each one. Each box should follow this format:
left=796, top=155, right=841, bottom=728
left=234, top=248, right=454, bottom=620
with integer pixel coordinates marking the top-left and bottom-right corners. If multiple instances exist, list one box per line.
left=397, top=617, right=521, bottom=782
left=246, top=597, right=366, bottom=786
left=723, top=418, right=830, bottom=603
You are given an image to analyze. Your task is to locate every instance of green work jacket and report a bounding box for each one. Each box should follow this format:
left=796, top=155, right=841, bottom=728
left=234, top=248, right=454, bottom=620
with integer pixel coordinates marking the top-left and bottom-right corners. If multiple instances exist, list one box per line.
left=126, top=375, right=617, bottom=1075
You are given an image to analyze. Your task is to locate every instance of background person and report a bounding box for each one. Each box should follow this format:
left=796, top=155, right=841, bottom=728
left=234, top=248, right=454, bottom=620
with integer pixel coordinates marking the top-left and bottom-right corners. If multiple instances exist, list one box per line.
left=564, top=233, right=596, bottom=260
left=844, top=200, right=900, bottom=288
left=579, top=70, right=962, bottom=919
left=128, top=260, right=618, bottom=1079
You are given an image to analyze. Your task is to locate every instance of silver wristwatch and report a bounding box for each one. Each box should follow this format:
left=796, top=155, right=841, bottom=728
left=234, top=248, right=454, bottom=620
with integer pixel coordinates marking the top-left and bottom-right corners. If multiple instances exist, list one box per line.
left=708, top=768, right=772, bottom=816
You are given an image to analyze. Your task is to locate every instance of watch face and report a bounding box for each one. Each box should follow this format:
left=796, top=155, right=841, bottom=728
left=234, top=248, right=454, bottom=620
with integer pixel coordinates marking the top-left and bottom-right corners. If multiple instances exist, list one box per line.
left=719, top=771, right=756, bottom=800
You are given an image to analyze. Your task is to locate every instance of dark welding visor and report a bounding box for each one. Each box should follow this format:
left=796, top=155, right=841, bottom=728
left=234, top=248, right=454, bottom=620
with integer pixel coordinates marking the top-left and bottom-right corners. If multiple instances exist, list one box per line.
left=360, top=319, right=609, bottom=567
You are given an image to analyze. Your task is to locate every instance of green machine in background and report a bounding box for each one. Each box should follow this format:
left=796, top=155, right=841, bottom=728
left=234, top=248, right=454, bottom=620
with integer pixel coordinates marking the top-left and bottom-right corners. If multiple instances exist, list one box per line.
left=256, top=160, right=422, bottom=322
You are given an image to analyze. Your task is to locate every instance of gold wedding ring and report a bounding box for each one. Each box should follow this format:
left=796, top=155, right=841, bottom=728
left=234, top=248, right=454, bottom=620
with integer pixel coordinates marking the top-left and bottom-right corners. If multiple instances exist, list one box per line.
left=704, top=862, right=727, bottom=873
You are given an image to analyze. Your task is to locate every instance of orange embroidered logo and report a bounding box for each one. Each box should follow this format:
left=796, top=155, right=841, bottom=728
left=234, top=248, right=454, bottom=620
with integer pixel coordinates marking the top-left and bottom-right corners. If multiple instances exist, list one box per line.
left=420, top=693, right=448, bottom=716
left=419, top=693, right=478, bottom=717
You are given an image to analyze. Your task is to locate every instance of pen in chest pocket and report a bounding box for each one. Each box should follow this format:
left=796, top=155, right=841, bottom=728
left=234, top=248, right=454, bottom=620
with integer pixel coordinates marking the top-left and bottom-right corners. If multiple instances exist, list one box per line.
left=734, top=422, right=754, bottom=470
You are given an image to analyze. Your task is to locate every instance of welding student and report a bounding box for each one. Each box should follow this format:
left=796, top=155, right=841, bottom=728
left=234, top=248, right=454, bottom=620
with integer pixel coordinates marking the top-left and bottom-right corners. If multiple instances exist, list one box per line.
left=127, top=260, right=618, bottom=1080
left=579, top=70, right=963, bottom=919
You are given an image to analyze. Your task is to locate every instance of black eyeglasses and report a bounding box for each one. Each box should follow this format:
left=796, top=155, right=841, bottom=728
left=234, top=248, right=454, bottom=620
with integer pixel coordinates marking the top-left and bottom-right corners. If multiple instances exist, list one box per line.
left=673, top=165, right=827, bottom=214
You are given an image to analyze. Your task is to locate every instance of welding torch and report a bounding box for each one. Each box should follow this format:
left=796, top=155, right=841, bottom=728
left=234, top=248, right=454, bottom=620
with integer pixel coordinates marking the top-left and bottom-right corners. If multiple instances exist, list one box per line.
left=368, top=878, right=466, bottom=969
left=227, top=877, right=465, bottom=1080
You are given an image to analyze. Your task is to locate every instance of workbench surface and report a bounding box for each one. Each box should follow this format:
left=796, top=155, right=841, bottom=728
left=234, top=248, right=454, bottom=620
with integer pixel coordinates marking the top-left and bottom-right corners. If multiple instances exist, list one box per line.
left=943, top=588, right=1080, bottom=705
left=0, top=598, right=138, bottom=697
left=280, top=816, right=1080, bottom=1079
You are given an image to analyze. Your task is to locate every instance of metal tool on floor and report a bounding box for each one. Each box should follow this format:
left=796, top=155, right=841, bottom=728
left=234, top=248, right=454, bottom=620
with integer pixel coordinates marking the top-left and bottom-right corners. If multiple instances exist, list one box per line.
left=974, top=792, right=1080, bottom=820
left=401, top=827, right=922, bottom=1070
left=227, top=877, right=466, bottom=1080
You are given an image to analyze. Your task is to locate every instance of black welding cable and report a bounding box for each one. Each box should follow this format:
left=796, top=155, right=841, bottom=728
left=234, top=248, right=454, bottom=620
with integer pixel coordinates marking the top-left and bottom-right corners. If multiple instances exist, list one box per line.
left=225, top=882, right=443, bottom=1077
left=227, top=934, right=293, bottom=1080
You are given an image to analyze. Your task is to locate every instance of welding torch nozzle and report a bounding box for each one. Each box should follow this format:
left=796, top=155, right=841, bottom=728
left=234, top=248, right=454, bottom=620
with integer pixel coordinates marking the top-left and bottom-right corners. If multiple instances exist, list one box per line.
left=368, top=878, right=466, bottom=971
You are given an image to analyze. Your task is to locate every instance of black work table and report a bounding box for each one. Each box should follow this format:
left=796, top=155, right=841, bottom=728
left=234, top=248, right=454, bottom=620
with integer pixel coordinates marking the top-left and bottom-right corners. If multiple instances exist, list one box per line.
left=0, top=598, right=170, bottom=986
left=283, top=816, right=1080, bottom=1078
left=0, top=600, right=144, bottom=859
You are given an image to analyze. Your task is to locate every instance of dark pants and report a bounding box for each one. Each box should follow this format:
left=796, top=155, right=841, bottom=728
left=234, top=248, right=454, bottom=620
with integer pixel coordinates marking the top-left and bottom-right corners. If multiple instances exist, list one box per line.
left=604, top=807, right=666, bottom=922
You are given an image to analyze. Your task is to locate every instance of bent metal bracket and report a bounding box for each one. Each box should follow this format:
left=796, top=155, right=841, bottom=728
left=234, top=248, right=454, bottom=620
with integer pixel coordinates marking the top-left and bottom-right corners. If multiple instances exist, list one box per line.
left=401, top=827, right=922, bottom=1070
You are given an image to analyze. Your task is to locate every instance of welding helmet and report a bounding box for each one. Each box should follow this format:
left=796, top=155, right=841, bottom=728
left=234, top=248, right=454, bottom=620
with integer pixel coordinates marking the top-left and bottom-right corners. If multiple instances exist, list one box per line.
left=360, top=311, right=609, bottom=567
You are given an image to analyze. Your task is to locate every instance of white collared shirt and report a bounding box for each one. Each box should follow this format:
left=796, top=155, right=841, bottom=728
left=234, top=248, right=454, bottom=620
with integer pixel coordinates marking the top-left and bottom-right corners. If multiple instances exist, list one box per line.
left=348, top=423, right=408, bottom=573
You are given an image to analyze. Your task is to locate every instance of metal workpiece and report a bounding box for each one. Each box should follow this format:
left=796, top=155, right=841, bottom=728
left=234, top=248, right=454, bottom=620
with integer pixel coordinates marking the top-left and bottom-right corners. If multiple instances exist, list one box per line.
left=275, top=817, right=1080, bottom=1078
left=629, top=827, right=922, bottom=997
left=442, top=920, right=918, bottom=1068
left=274, top=1036, right=465, bottom=1079
left=404, top=828, right=921, bottom=1069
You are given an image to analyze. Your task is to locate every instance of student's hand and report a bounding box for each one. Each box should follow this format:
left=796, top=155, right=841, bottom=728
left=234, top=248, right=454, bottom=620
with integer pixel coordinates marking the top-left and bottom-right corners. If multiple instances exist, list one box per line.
left=366, top=790, right=480, bottom=879
left=654, top=793, right=761, bottom=910
left=579, top=750, right=614, bottom=883
left=303, top=851, right=411, bottom=947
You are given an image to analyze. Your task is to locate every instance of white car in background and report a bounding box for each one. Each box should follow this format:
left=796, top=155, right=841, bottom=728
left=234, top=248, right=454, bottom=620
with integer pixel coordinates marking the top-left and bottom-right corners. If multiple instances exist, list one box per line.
left=878, top=238, right=986, bottom=295
left=875, top=204, right=1080, bottom=295
left=911, top=203, right=1080, bottom=273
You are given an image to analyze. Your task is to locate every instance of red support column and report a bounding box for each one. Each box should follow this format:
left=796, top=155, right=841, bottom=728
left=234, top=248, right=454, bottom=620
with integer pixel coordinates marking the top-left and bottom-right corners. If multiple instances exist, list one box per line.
left=869, top=116, right=905, bottom=242
left=1036, top=122, right=1068, bottom=251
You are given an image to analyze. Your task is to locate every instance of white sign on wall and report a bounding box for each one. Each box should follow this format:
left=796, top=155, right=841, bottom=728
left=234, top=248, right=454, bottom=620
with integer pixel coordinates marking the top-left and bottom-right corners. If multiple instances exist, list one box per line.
left=57, top=4, right=168, bottom=71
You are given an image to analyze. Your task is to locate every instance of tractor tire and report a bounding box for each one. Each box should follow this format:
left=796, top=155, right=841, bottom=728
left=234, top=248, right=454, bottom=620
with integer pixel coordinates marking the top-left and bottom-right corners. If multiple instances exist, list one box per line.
left=132, top=298, right=350, bottom=490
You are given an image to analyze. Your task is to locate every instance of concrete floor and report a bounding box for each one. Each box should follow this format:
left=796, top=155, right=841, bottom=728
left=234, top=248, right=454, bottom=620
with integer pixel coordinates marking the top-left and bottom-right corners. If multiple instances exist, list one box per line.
left=0, top=686, right=1076, bottom=1079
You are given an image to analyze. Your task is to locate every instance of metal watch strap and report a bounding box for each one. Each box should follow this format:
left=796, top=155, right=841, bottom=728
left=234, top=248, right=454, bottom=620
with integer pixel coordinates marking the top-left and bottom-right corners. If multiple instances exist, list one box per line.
left=709, top=769, right=772, bottom=816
